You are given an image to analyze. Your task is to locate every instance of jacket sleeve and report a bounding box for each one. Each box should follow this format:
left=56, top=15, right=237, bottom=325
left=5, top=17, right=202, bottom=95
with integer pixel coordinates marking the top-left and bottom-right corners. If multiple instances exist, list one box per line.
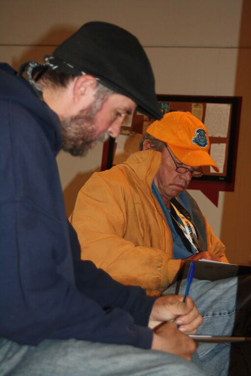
left=70, top=221, right=157, bottom=324
left=70, top=173, right=170, bottom=295
left=0, top=200, right=154, bottom=347
left=0, top=100, right=154, bottom=348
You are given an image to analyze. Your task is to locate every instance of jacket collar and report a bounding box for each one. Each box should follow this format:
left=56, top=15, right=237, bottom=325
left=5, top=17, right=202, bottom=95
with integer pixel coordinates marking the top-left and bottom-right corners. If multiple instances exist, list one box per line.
left=123, top=150, right=162, bottom=188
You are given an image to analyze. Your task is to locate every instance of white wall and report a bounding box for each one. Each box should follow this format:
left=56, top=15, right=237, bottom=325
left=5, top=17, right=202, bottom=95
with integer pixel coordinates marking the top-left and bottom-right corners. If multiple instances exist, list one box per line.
left=1, top=0, right=250, bottom=264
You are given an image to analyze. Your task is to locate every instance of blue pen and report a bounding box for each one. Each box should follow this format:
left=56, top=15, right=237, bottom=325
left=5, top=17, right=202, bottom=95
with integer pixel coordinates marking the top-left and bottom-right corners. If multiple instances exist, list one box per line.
left=177, top=261, right=195, bottom=328
left=183, top=261, right=195, bottom=302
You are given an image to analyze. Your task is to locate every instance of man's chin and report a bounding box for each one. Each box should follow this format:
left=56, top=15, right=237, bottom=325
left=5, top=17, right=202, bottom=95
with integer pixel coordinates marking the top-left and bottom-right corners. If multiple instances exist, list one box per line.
left=63, top=140, right=101, bottom=157
left=63, top=145, right=91, bottom=157
left=62, top=132, right=110, bottom=157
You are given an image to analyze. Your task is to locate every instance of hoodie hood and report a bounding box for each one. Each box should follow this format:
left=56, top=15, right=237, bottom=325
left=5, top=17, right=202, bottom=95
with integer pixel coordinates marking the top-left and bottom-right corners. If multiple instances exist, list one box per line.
left=0, top=64, right=62, bottom=155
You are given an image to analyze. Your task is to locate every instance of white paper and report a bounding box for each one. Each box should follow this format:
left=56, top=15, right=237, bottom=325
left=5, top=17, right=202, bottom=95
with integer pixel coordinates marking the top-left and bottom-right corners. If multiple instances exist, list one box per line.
left=204, top=103, right=231, bottom=137
left=210, top=143, right=226, bottom=173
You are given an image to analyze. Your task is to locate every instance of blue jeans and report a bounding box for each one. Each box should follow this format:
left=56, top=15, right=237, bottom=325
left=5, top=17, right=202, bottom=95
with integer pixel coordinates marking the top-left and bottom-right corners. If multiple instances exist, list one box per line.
left=0, top=337, right=205, bottom=376
left=164, top=277, right=238, bottom=376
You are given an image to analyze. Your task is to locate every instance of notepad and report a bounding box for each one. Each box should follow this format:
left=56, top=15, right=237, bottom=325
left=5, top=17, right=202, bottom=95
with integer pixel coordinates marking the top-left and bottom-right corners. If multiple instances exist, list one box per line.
left=173, top=260, right=251, bottom=282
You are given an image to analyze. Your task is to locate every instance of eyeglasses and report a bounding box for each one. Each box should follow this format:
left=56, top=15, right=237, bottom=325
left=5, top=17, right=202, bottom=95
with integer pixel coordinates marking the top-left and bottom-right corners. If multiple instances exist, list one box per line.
left=165, top=146, right=203, bottom=178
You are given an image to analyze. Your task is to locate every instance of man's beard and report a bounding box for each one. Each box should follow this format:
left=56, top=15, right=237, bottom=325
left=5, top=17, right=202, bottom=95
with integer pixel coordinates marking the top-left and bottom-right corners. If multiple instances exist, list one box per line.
left=61, top=111, right=110, bottom=157
left=60, top=89, right=112, bottom=156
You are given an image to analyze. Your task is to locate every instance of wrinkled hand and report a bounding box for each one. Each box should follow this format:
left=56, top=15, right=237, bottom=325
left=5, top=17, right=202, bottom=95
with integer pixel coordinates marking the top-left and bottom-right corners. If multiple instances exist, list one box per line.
left=180, top=251, right=221, bottom=268
left=149, top=295, right=203, bottom=334
left=151, top=321, right=198, bottom=360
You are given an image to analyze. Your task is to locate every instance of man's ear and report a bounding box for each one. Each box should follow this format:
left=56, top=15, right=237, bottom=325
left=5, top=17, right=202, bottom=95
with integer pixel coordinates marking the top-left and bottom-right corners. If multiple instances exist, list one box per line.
left=142, top=139, right=153, bottom=150
left=73, top=75, right=98, bottom=104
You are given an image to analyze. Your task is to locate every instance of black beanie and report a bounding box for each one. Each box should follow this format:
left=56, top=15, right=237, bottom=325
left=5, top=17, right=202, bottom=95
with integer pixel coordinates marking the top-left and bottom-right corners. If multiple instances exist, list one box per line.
left=49, top=21, right=162, bottom=120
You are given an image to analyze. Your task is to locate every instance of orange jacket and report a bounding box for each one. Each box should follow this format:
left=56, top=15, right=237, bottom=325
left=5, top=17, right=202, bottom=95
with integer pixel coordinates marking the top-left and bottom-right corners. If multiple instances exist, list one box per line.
left=70, top=150, right=227, bottom=296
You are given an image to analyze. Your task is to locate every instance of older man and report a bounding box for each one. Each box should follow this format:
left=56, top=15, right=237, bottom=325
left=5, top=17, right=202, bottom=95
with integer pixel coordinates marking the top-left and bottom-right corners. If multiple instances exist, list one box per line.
left=70, top=111, right=228, bottom=292
left=0, top=24, right=205, bottom=376
left=70, top=111, right=251, bottom=376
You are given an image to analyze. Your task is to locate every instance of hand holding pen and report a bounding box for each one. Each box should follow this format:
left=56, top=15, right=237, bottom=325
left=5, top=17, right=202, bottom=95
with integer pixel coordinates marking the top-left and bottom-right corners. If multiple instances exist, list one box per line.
left=149, top=261, right=202, bottom=334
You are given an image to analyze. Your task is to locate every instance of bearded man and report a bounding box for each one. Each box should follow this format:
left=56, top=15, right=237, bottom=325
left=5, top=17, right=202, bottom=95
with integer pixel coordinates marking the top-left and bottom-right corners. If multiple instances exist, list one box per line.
left=0, top=22, right=204, bottom=376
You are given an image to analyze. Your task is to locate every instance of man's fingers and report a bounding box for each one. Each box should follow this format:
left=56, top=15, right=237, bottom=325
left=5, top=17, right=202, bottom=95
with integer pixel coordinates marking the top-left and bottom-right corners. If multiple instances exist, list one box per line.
left=175, top=296, right=203, bottom=333
left=177, top=314, right=203, bottom=334
left=150, top=294, right=198, bottom=322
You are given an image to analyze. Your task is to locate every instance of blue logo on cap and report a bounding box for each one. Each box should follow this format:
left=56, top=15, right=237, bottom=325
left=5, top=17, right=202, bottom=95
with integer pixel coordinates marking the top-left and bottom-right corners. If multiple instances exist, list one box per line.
left=192, top=129, right=208, bottom=147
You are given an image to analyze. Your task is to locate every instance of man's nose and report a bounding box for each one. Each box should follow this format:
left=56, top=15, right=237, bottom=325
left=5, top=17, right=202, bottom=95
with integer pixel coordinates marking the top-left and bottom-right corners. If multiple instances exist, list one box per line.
left=182, top=170, right=193, bottom=183
left=108, top=116, right=126, bottom=138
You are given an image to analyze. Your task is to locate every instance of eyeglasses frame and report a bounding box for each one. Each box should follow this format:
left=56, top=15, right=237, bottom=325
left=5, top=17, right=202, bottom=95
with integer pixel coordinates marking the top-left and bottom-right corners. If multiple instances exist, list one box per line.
left=165, top=146, right=203, bottom=178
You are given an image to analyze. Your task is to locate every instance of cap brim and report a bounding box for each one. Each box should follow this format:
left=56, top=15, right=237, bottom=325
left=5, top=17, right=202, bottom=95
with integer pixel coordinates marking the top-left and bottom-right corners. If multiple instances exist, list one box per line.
left=169, top=145, right=220, bottom=172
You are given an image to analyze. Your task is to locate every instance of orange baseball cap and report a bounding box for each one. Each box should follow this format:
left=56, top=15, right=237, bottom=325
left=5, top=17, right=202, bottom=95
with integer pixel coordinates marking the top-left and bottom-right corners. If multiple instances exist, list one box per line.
left=146, top=111, right=219, bottom=172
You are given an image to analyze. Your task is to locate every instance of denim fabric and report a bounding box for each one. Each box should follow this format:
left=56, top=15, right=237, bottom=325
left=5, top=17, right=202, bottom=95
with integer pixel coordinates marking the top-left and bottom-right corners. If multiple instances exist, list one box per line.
left=164, top=277, right=238, bottom=376
left=0, top=337, right=206, bottom=376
